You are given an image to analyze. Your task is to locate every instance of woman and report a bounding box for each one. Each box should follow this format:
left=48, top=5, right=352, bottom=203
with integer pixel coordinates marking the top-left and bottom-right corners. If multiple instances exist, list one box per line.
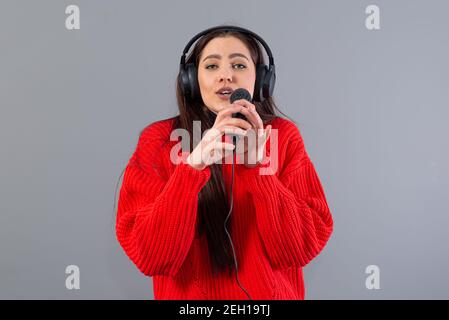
left=115, top=25, right=333, bottom=300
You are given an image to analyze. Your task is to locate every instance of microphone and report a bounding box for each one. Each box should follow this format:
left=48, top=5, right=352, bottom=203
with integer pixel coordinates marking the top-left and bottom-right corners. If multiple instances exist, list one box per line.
left=229, top=88, right=252, bottom=145
left=230, top=88, right=251, bottom=120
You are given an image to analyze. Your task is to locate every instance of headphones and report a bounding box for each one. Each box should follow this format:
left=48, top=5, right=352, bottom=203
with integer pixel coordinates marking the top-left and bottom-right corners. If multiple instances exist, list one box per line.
left=179, top=25, right=276, bottom=103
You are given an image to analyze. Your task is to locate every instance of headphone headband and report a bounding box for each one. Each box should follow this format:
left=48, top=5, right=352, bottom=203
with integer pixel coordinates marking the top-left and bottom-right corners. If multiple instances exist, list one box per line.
left=179, top=25, right=274, bottom=67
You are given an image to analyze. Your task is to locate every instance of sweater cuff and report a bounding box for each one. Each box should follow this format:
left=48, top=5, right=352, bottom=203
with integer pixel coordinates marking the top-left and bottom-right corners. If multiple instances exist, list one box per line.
left=176, top=162, right=211, bottom=192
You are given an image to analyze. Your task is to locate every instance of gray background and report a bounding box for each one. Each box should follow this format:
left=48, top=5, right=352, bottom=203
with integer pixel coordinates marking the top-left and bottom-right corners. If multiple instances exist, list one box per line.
left=1, top=0, right=448, bottom=299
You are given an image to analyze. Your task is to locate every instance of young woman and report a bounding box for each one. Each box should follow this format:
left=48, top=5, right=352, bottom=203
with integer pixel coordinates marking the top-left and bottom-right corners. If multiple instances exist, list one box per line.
left=115, top=25, right=333, bottom=300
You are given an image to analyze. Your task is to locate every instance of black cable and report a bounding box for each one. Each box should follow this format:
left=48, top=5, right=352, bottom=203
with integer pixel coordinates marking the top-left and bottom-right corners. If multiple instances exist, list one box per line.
left=223, top=135, right=252, bottom=300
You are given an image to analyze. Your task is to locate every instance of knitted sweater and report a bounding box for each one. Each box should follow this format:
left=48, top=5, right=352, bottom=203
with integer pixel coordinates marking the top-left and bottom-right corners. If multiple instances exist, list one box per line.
left=115, top=116, right=333, bottom=300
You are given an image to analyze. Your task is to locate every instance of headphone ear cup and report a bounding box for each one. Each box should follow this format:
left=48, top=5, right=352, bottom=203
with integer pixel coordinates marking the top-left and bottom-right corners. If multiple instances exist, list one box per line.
left=186, top=63, right=199, bottom=101
left=180, top=66, right=191, bottom=100
left=254, top=64, right=267, bottom=102
left=263, top=65, right=276, bottom=99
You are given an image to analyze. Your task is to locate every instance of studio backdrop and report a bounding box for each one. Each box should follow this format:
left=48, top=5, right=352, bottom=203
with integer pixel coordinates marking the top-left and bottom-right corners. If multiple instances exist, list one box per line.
left=1, top=0, right=448, bottom=299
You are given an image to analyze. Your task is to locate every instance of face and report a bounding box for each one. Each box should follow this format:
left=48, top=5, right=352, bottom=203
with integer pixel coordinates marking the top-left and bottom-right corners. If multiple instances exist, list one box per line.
left=197, top=36, right=256, bottom=113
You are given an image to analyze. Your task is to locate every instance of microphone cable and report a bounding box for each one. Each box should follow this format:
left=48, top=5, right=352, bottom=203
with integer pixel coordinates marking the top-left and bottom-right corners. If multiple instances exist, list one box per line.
left=223, top=135, right=252, bottom=300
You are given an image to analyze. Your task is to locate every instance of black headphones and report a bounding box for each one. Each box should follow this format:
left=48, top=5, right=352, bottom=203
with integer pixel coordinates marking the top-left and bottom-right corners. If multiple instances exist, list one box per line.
left=179, top=25, right=276, bottom=103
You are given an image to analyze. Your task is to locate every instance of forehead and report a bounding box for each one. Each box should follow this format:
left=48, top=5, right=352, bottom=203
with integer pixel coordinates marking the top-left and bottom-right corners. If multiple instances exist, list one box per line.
left=200, top=36, right=251, bottom=58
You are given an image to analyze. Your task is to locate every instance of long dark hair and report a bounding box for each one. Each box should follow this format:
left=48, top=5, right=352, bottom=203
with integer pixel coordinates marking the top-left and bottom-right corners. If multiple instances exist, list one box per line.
left=172, top=27, right=291, bottom=276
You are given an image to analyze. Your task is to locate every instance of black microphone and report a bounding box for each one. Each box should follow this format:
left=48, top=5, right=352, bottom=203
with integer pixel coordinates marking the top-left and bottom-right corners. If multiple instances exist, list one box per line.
left=230, top=88, right=252, bottom=120
left=229, top=88, right=252, bottom=145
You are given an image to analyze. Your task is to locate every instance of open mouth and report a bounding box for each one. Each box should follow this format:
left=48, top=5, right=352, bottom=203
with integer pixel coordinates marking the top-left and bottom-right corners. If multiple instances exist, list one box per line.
left=216, top=88, right=234, bottom=100
left=217, top=92, right=232, bottom=99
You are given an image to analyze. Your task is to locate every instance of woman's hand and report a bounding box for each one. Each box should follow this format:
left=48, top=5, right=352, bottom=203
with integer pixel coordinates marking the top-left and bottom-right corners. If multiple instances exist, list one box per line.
left=232, top=99, right=272, bottom=168
left=186, top=104, right=252, bottom=170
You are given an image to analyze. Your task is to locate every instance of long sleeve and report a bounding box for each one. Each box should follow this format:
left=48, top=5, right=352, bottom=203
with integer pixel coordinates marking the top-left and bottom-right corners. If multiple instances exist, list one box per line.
left=237, top=121, right=333, bottom=270
left=115, top=123, right=211, bottom=277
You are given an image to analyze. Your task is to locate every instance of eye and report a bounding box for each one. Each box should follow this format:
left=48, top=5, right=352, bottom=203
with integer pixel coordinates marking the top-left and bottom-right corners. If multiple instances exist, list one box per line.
left=205, top=64, right=247, bottom=70
left=233, top=64, right=247, bottom=69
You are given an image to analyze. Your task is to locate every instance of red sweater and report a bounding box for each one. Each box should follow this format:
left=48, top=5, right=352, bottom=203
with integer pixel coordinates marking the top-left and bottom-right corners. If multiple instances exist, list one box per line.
left=116, top=116, right=333, bottom=300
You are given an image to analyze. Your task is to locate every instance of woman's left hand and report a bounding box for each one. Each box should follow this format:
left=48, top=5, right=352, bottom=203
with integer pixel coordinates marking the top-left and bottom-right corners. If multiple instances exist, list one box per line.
left=232, top=99, right=272, bottom=168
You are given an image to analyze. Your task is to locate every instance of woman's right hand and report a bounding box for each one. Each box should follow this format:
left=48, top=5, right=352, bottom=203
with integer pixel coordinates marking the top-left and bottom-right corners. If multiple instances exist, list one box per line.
left=186, top=104, right=253, bottom=170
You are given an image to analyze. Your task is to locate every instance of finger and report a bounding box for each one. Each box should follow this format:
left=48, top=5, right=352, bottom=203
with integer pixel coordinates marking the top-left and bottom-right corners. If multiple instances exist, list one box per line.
left=256, top=126, right=265, bottom=139
left=237, top=106, right=258, bottom=128
left=202, top=127, right=223, bottom=143
left=221, top=126, right=248, bottom=137
left=232, top=99, right=253, bottom=109
left=202, top=140, right=230, bottom=158
left=254, top=125, right=271, bottom=161
left=203, top=137, right=235, bottom=152
left=233, top=100, right=263, bottom=129
left=208, top=142, right=236, bottom=163
left=260, top=125, right=271, bottom=143
left=266, top=125, right=272, bottom=139
left=216, top=104, right=244, bottom=122
left=213, top=142, right=236, bottom=151
left=249, top=105, right=264, bottom=130
left=221, top=117, right=252, bottom=130
left=203, top=125, right=247, bottom=143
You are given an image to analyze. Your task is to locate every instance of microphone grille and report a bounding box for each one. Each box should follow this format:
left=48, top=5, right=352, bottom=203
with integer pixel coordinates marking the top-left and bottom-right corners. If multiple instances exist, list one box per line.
left=230, top=88, right=252, bottom=104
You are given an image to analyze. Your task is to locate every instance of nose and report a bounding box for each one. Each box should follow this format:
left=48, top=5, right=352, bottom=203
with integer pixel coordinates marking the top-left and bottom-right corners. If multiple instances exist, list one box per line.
left=219, top=68, right=233, bottom=83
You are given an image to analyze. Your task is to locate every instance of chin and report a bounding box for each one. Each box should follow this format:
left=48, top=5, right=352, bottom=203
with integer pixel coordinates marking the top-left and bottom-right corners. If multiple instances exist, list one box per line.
left=201, top=104, right=216, bottom=114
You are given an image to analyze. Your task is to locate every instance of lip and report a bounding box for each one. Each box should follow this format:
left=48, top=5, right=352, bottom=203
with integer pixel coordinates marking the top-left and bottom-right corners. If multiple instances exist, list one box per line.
left=216, top=93, right=231, bottom=101
left=215, top=86, right=234, bottom=94
left=215, top=86, right=234, bottom=101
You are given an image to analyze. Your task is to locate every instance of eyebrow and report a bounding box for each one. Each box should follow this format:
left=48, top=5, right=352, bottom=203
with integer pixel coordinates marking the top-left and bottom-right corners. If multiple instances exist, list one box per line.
left=202, top=53, right=249, bottom=62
